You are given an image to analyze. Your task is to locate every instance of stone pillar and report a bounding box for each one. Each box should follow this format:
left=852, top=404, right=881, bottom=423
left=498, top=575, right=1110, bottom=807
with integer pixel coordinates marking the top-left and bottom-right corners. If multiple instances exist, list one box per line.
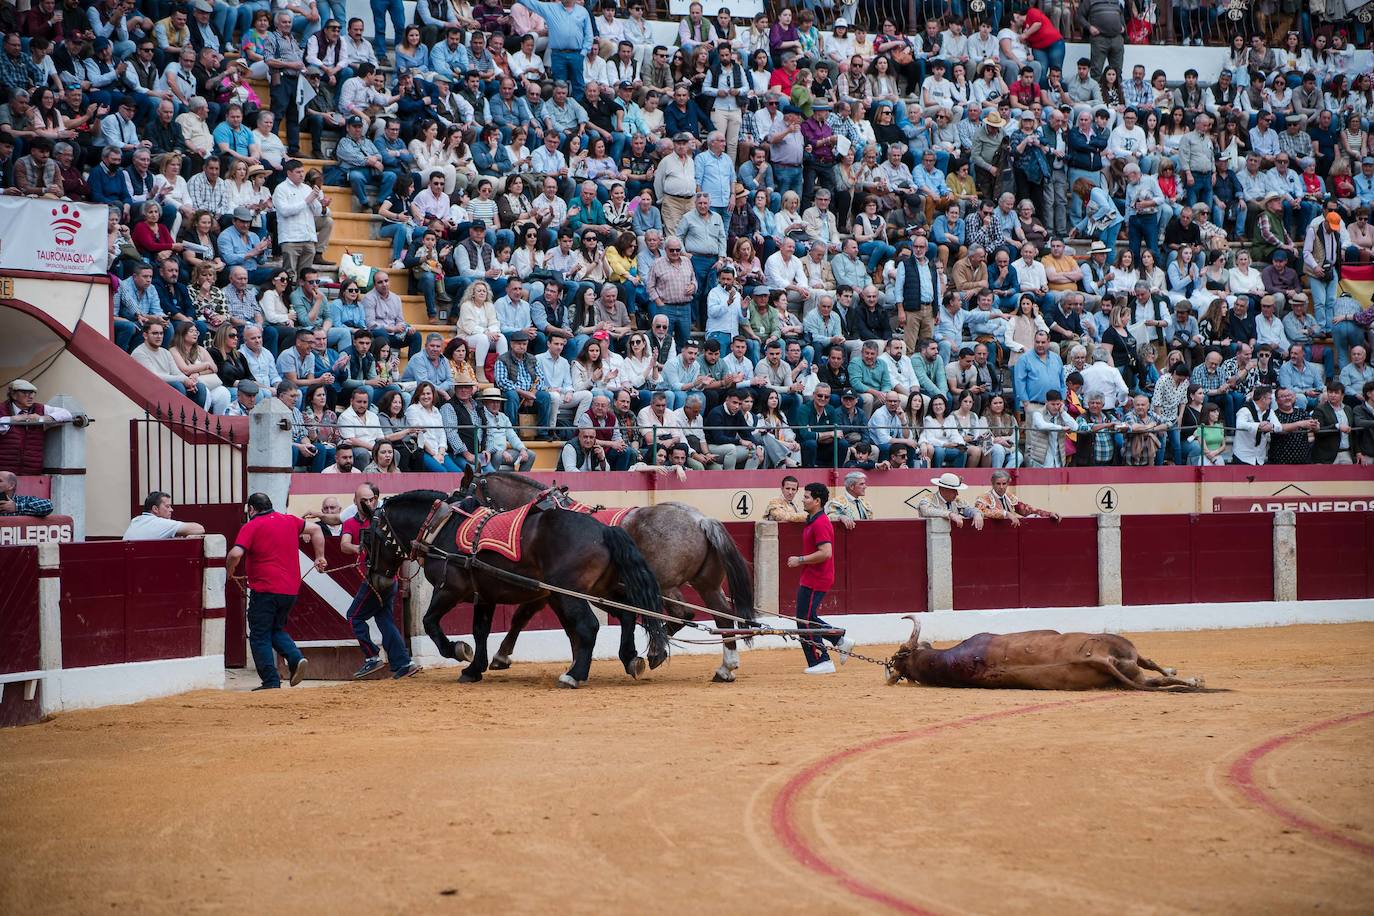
left=37, top=543, right=62, bottom=712
left=1273, top=510, right=1297, bottom=602
left=406, top=561, right=433, bottom=649
left=43, top=394, right=87, bottom=541
left=247, top=397, right=294, bottom=511
left=925, top=517, right=952, bottom=611
left=201, top=534, right=227, bottom=657
left=1097, top=514, right=1122, bottom=606
left=753, top=521, right=779, bottom=617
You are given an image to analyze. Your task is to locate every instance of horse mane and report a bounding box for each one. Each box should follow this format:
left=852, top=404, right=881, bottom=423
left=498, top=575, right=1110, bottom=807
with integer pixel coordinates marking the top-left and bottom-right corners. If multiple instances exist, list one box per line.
left=488, top=472, right=545, bottom=492
left=386, top=489, right=452, bottom=507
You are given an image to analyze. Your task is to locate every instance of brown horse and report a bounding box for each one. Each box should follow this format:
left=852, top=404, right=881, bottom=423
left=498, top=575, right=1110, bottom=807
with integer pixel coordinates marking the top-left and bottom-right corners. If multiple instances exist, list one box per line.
left=470, top=472, right=757, bottom=682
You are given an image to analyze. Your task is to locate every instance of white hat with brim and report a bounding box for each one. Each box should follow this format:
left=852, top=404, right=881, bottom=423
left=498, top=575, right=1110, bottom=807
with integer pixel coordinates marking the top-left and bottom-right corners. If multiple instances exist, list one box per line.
left=931, top=472, right=967, bottom=490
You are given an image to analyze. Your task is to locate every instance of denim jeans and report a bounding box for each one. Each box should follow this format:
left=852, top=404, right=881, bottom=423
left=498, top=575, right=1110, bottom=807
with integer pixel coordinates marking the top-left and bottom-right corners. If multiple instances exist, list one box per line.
left=503, top=388, right=554, bottom=433
left=378, top=221, right=419, bottom=261
left=169, top=379, right=209, bottom=408
left=931, top=445, right=967, bottom=467
left=1185, top=172, right=1214, bottom=208
left=1031, top=40, right=1065, bottom=87
left=773, top=165, right=803, bottom=201
left=1127, top=211, right=1160, bottom=262
left=653, top=302, right=694, bottom=351
left=348, top=167, right=397, bottom=209
left=550, top=49, right=585, bottom=98
left=689, top=253, right=717, bottom=327
left=858, top=240, right=897, bottom=272
left=346, top=580, right=411, bottom=672
left=420, top=452, right=463, bottom=472
left=1166, top=427, right=1201, bottom=465
left=1333, top=319, right=1368, bottom=371
left=369, top=0, right=406, bottom=57
left=247, top=591, right=303, bottom=688
left=1307, top=275, right=1339, bottom=330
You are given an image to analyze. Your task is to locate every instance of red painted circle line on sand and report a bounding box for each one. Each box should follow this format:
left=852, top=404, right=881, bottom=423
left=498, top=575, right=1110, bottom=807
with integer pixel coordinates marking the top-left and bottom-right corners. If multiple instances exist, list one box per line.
left=1226, top=708, right=1374, bottom=859
left=769, top=695, right=1119, bottom=916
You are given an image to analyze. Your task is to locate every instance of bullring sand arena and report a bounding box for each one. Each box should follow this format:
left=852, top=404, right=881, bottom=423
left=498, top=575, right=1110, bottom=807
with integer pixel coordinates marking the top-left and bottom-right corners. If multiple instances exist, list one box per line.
left=1, top=623, right=1371, bottom=914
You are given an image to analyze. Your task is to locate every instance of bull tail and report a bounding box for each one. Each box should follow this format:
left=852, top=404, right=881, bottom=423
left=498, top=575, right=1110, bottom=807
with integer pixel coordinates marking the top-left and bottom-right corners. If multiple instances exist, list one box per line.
left=602, top=525, right=669, bottom=664
left=700, top=516, right=756, bottom=623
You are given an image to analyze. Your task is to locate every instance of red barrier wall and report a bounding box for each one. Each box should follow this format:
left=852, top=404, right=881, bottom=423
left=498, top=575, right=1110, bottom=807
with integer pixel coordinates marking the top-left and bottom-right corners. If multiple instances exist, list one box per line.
left=950, top=517, right=1100, bottom=610
left=0, top=547, right=40, bottom=675
left=1120, top=514, right=1275, bottom=606
left=778, top=521, right=928, bottom=616
left=58, top=540, right=204, bottom=668
left=1296, top=514, right=1374, bottom=600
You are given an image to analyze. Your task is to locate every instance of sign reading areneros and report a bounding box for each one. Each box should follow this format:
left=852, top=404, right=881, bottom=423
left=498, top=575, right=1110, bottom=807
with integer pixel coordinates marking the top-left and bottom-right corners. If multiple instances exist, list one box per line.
left=1212, top=496, right=1374, bottom=513
left=0, top=198, right=110, bottom=276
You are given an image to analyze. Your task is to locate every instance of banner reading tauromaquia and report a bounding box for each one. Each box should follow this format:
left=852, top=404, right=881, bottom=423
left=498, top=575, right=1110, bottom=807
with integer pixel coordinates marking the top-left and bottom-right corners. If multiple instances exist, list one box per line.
left=0, top=197, right=109, bottom=275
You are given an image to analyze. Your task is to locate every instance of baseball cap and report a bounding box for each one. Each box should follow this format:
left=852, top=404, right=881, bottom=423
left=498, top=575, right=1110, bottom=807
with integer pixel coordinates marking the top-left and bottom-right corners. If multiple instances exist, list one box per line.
left=345, top=115, right=363, bottom=127
left=840, top=388, right=858, bottom=399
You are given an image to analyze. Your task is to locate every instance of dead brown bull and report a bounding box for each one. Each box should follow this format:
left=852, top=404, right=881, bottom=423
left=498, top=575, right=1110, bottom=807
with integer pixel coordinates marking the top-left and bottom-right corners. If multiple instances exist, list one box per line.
left=885, top=616, right=1204, bottom=691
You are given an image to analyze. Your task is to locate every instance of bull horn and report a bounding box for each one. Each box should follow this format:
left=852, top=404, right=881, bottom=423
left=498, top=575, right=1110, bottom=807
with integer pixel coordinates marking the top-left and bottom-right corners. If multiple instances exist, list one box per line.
left=901, top=614, right=922, bottom=647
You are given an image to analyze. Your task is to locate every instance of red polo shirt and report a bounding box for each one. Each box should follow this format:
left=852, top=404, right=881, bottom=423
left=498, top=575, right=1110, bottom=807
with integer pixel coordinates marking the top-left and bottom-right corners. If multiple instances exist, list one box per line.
left=235, top=511, right=305, bottom=595
left=341, top=514, right=369, bottom=575
left=799, top=511, right=835, bottom=591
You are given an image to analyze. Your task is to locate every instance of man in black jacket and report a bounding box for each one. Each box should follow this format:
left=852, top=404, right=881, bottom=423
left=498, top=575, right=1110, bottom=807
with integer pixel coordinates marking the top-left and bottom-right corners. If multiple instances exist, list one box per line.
left=704, top=388, right=762, bottom=469
left=1311, top=381, right=1354, bottom=464
left=152, top=256, right=197, bottom=328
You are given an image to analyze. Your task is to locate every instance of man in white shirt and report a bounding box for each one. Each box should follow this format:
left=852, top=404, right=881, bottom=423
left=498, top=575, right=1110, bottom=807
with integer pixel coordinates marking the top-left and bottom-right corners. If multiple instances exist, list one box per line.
left=764, top=238, right=812, bottom=314
left=272, top=159, right=325, bottom=282
left=320, top=447, right=364, bottom=474
left=536, top=334, right=590, bottom=429
left=123, top=491, right=205, bottom=540
left=1107, top=108, right=1148, bottom=170
left=880, top=338, right=918, bottom=396
left=1232, top=385, right=1279, bottom=465
left=1014, top=241, right=1049, bottom=303
left=1081, top=347, right=1130, bottom=411
left=335, top=387, right=382, bottom=466
left=1254, top=297, right=1291, bottom=353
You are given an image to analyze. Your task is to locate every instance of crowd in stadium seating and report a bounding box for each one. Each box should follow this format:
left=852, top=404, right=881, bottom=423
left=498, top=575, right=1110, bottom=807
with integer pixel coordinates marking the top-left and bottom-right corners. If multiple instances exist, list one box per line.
left=2, top=0, right=1374, bottom=468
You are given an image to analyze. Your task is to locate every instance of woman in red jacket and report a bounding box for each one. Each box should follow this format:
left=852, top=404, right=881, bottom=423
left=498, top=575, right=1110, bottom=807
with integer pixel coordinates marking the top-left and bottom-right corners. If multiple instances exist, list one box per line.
left=130, top=200, right=184, bottom=263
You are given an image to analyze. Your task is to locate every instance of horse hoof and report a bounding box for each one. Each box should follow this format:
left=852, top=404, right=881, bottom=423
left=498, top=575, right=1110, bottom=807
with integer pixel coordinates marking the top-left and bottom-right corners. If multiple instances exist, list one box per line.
left=711, top=669, right=735, bottom=683
left=458, top=671, right=482, bottom=683
left=456, top=642, right=475, bottom=663
left=557, top=674, right=580, bottom=689
left=647, top=652, right=667, bottom=671
left=489, top=655, right=511, bottom=670
left=626, top=656, right=647, bottom=679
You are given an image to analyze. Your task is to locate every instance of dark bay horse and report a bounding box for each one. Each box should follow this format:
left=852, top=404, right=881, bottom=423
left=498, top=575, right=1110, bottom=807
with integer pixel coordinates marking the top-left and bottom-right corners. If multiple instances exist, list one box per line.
left=366, top=490, right=669, bottom=688
left=470, top=473, right=757, bottom=682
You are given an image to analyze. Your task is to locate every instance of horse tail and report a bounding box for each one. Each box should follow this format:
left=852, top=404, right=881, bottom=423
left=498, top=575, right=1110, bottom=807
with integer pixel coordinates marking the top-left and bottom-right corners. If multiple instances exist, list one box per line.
left=700, top=516, right=756, bottom=622
left=602, top=525, right=669, bottom=662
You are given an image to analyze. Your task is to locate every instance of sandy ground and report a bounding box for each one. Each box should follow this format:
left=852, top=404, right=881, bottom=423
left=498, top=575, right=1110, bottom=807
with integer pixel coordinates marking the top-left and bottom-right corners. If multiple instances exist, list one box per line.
left=1, top=623, right=1371, bottom=915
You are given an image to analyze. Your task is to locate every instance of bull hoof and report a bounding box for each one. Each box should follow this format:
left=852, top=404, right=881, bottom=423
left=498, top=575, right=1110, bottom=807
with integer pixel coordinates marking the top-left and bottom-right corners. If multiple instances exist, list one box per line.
left=885, top=672, right=903, bottom=686
left=711, top=668, right=735, bottom=683
left=647, top=652, right=667, bottom=671
left=458, top=671, right=482, bottom=683
left=626, top=656, right=647, bottom=679
left=1189, top=675, right=1205, bottom=689
left=456, top=641, right=475, bottom=663
left=489, top=654, right=512, bottom=670
left=1163, top=667, right=1177, bottom=676
left=557, top=674, right=580, bottom=689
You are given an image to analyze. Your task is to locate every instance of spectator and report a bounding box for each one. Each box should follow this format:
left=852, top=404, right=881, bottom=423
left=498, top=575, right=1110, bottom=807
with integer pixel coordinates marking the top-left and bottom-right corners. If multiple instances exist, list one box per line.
left=824, top=471, right=874, bottom=529
left=123, top=491, right=206, bottom=540
left=0, top=379, right=75, bottom=478
left=0, top=470, right=53, bottom=518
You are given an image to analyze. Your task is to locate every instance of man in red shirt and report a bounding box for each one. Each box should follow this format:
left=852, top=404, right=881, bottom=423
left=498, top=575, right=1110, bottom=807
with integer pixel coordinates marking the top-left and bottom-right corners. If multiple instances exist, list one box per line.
left=227, top=492, right=327, bottom=691
left=785, top=482, right=854, bottom=675
left=340, top=483, right=421, bottom=680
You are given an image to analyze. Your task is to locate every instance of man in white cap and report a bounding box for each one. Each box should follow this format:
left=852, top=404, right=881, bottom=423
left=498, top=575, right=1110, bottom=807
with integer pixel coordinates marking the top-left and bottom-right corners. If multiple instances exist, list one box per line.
left=915, top=472, right=984, bottom=529
left=0, top=379, right=75, bottom=477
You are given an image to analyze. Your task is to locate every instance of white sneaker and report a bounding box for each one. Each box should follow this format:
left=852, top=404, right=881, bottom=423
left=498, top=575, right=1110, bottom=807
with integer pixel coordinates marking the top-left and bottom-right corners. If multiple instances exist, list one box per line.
left=804, top=659, right=836, bottom=675
left=835, top=637, right=855, bottom=665
left=390, top=259, right=405, bottom=270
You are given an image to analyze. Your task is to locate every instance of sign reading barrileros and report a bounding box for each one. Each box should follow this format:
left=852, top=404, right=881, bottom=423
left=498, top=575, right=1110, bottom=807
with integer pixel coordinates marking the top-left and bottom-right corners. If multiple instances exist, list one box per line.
left=1212, top=496, right=1374, bottom=513
left=0, top=198, right=109, bottom=276
left=0, top=516, right=75, bottom=545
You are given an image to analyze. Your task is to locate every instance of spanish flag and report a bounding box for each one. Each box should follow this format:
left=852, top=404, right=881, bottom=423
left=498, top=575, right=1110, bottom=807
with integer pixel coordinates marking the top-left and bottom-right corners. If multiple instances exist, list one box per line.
left=1339, top=263, right=1374, bottom=307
